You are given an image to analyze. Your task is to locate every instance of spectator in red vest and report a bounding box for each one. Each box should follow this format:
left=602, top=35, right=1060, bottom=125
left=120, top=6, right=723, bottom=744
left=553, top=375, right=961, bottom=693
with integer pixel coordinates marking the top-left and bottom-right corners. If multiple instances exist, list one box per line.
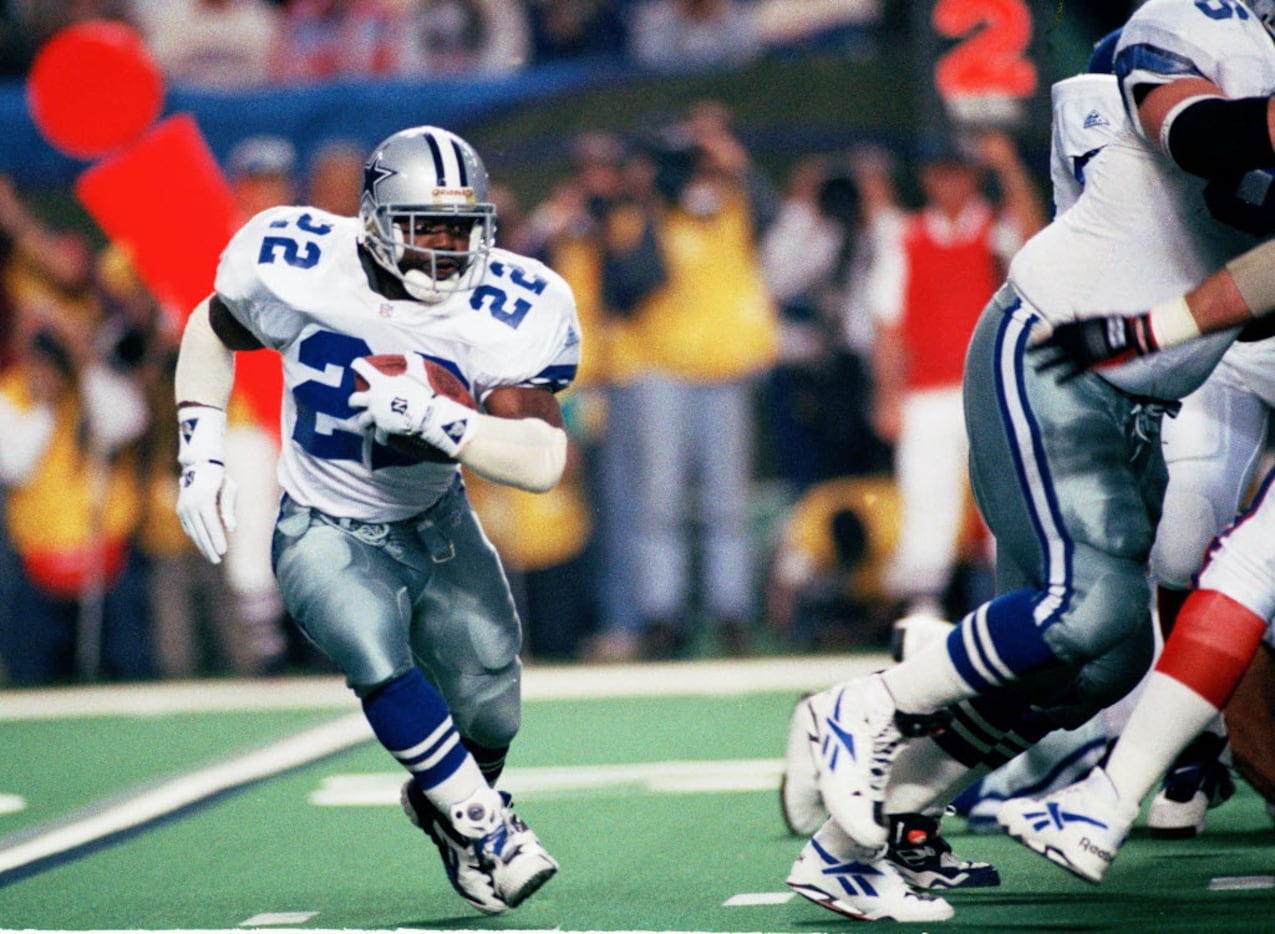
left=871, top=131, right=1045, bottom=634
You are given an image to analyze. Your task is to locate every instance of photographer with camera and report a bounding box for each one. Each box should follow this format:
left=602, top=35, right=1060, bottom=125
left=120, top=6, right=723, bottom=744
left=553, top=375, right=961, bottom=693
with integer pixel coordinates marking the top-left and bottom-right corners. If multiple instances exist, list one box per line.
left=0, top=177, right=157, bottom=683
left=591, top=100, right=780, bottom=660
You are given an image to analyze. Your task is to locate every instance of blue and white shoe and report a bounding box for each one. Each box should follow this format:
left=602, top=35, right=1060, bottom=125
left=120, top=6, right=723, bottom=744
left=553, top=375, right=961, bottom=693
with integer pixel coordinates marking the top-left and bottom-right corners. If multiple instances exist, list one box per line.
left=402, top=781, right=558, bottom=913
left=997, top=767, right=1133, bottom=884
left=402, top=780, right=508, bottom=914
left=802, top=675, right=905, bottom=851
left=787, top=835, right=954, bottom=923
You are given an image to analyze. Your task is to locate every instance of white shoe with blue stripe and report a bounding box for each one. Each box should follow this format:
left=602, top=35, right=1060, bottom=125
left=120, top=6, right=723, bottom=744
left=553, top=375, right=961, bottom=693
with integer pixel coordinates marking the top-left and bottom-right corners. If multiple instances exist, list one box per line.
left=787, top=835, right=954, bottom=922
left=997, top=766, right=1133, bottom=883
left=802, top=675, right=904, bottom=851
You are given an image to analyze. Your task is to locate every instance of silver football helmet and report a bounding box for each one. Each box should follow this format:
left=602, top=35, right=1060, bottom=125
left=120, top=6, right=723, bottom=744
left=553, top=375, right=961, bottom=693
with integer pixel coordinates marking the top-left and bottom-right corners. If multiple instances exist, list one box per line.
left=1247, top=0, right=1275, bottom=38
left=359, top=126, right=496, bottom=303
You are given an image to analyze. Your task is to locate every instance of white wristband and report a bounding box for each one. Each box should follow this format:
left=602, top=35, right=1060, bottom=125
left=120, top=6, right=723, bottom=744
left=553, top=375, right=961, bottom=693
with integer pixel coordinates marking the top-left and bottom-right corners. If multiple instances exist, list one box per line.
left=177, top=404, right=228, bottom=466
left=1147, top=295, right=1201, bottom=349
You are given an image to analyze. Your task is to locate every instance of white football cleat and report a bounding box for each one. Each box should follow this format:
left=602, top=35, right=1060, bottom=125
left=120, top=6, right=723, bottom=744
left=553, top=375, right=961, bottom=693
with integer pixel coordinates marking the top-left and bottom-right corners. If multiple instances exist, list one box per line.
left=402, top=781, right=558, bottom=913
left=787, top=835, right=954, bottom=923
left=474, top=801, right=558, bottom=909
left=781, top=693, right=828, bottom=836
left=802, top=675, right=904, bottom=851
left=402, top=780, right=508, bottom=914
left=997, top=767, right=1133, bottom=884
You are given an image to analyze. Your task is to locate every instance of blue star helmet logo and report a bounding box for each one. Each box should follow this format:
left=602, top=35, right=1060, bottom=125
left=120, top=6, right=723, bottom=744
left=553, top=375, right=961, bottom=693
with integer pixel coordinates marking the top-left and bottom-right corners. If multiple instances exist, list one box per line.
left=363, top=155, right=397, bottom=199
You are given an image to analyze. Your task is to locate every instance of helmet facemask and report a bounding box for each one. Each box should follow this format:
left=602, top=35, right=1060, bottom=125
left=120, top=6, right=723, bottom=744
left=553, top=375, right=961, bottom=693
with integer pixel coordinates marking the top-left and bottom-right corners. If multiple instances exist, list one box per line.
left=358, top=126, right=497, bottom=304
left=365, top=203, right=495, bottom=303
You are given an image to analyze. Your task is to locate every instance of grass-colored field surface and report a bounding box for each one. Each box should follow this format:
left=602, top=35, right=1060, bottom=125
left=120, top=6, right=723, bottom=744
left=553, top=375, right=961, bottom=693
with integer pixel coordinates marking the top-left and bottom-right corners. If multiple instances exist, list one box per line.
left=1, top=654, right=1273, bottom=932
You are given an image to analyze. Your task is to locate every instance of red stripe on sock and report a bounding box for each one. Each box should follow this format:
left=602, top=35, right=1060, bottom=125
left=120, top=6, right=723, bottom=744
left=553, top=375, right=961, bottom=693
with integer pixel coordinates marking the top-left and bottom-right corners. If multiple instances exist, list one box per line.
left=1155, top=590, right=1267, bottom=709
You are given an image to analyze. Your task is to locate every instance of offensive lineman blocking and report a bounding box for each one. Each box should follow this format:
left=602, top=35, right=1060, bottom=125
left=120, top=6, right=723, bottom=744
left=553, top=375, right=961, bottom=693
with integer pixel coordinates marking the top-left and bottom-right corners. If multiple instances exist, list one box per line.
left=792, top=0, right=1275, bottom=921
left=173, top=126, right=579, bottom=914
left=1004, top=97, right=1275, bottom=887
left=783, top=52, right=1130, bottom=926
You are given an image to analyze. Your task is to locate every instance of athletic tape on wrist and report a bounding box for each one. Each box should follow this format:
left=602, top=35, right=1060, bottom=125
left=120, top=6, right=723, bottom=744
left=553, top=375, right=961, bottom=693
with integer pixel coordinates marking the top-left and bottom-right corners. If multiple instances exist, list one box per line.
left=1147, top=295, right=1201, bottom=349
left=1226, top=242, right=1275, bottom=319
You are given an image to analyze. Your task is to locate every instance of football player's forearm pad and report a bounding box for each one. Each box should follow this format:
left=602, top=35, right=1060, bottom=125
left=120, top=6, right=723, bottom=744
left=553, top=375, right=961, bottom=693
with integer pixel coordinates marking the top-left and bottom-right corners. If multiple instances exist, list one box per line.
left=1226, top=241, right=1275, bottom=320
left=458, top=414, right=567, bottom=493
left=174, top=296, right=235, bottom=408
left=1162, top=94, right=1275, bottom=178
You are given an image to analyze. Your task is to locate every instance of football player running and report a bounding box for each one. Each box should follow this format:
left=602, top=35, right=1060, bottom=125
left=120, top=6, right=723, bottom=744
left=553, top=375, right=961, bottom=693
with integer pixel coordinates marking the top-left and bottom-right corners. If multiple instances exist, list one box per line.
left=173, top=126, right=579, bottom=914
left=792, top=0, right=1275, bottom=917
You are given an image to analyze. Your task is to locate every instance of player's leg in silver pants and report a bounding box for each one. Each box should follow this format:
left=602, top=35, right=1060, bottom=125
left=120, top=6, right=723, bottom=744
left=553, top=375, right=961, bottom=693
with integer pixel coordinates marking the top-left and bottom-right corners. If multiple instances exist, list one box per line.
left=961, top=285, right=1166, bottom=717
left=271, top=482, right=522, bottom=750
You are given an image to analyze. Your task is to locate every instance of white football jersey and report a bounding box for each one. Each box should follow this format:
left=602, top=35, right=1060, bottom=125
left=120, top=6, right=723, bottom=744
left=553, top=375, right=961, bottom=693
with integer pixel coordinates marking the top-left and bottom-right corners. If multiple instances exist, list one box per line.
left=1115, top=0, right=1275, bottom=126
left=215, top=205, right=581, bottom=522
left=1009, top=0, right=1275, bottom=400
left=1048, top=74, right=1125, bottom=218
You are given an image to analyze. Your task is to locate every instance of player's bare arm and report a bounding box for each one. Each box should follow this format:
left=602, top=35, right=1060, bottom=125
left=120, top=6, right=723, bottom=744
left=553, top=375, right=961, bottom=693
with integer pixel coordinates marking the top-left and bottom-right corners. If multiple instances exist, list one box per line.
left=208, top=293, right=265, bottom=352
left=484, top=384, right=564, bottom=427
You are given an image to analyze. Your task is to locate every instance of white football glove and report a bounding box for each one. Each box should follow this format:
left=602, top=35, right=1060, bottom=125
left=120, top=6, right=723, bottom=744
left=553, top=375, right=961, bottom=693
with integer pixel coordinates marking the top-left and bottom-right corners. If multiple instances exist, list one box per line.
left=348, top=356, right=477, bottom=458
left=176, top=404, right=238, bottom=564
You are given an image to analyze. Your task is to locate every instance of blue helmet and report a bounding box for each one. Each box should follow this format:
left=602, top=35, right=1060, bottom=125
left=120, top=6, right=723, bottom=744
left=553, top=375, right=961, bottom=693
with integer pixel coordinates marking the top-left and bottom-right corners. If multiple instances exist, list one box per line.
left=1087, top=28, right=1121, bottom=75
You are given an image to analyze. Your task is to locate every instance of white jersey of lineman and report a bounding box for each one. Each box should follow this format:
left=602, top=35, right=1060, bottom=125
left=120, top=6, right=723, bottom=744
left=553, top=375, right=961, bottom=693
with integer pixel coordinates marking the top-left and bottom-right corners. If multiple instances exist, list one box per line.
left=1047, top=73, right=1124, bottom=219
left=1009, top=0, right=1275, bottom=401
left=215, top=205, right=581, bottom=522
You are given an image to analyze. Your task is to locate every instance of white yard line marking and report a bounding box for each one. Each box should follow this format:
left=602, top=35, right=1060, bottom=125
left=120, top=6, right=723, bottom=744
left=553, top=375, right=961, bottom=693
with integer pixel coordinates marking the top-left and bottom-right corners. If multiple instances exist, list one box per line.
left=1208, top=875, right=1275, bottom=891
left=0, top=714, right=371, bottom=877
left=240, top=913, right=320, bottom=926
left=309, top=759, right=785, bottom=806
left=723, top=893, right=796, bottom=906
left=0, top=654, right=889, bottom=720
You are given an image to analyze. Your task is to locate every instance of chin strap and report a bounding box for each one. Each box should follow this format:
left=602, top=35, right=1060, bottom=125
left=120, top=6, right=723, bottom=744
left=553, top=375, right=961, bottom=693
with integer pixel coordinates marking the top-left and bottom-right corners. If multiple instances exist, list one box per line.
left=403, top=269, right=448, bottom=303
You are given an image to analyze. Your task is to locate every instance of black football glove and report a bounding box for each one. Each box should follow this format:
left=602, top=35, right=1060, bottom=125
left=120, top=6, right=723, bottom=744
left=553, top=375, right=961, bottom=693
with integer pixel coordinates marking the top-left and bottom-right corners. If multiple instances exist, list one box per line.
left=1030, top=313, right=1157, bottom=381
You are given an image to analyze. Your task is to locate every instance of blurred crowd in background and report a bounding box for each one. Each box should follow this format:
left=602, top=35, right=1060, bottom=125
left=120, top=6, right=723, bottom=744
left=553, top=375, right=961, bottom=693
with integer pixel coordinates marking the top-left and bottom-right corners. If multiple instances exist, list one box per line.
left=0, top=0, right=1129, bottom=685
left=0, top=0, right=886, bottom=83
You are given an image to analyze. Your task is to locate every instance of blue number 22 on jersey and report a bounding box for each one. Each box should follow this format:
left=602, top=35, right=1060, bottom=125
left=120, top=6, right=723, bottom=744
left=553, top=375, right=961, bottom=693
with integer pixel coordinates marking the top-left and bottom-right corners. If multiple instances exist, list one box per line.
left=281, top=251, right=548, bottom=468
